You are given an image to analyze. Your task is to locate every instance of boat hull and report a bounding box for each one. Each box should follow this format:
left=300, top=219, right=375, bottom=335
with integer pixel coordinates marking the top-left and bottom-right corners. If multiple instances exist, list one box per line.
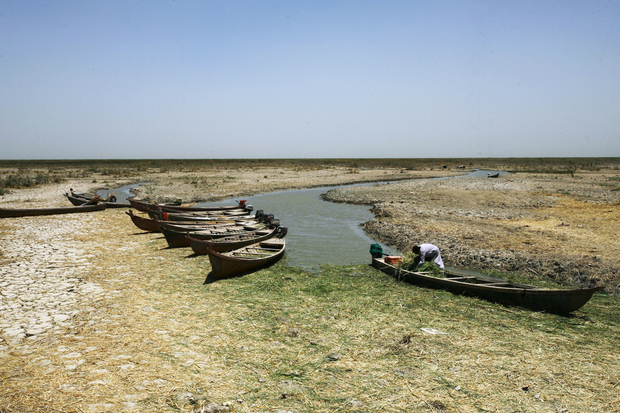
left=188, top=227, right=281, bottom=254
left=160, top=223, right=266, bottom=248
left=147, top=209, right=254, bottom=222
left=126, top=210, right=242, bottom=233
left=372, top=257, right=603, bottom=313
left=128, top=198, right=247, bottom=213
left=66, top=193, right=131, bottom=208
left=1, top=203, right=107, bottom=218
left=207, top=238, right=286, bottom=279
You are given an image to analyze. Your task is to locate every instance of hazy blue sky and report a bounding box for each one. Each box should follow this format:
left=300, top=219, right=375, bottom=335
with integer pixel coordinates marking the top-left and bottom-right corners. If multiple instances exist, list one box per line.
left=1, top=1, right=619, bottom=159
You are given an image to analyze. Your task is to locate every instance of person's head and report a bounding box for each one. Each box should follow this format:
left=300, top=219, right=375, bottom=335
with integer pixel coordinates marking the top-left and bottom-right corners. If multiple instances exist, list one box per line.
left=412, top=245, right=421, bottom=254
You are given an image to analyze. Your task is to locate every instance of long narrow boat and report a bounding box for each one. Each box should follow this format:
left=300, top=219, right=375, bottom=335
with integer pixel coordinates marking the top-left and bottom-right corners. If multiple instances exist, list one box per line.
left=147, top=209, right=256, bottom=222
left=126, top=210, right=162, bottom=232
left=160, top=222, right=268, bottom=248
left=487, top=172, right=500, bottom=178
left=128, top=198, right=184, bottom=212
left=128, top=197, right=250, bottom=213
left=126, top=210, right=243, bottom=233
left=206, top=237, right=286, bottom=279
left=371, top=256, right=604, bottom=313
left=66, top=192, right=132, bottom=208
left=188, top=226, right=287, bottom=254
left=157, top=199, right=251, bottom=213
left=158, top=220, right=250, bottom=232
left=1, top=203, right=107, bottom=218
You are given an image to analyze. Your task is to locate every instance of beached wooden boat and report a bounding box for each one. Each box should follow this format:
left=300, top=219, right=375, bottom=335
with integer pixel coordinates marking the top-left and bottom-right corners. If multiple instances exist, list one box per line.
left=160, top=222, right=268, bottom=248
left=147, top=209, right=255, bottom=222
left=188, top=226, right=287, bottom=254
left=66, top=192, right=131, bottom=208
left=126, top=210, right=243, bottom=233
left=157, top=200, right=251, bottom=213
left=487, top=172, right=500, bottom=178
left=65, top=192, right=99, bottom=205
left=371, top=257, right=603, bottom=313
left=1, top=203, right=107, bottom=219
left=206, top=237, right=286, bottom=279
left=126, top=210, right=162, bottom=232
left=128, top=197, right=250, bottom=213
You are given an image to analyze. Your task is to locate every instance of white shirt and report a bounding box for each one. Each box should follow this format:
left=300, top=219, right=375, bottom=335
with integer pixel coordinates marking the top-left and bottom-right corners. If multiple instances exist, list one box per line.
left=417, top=243, right=444, bottom=269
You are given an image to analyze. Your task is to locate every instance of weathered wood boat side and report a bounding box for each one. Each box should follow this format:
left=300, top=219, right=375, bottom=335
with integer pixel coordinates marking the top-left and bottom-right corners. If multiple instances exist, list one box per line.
left=66, top=193, right=131, bottom=208
left=1, top=203, right=107, bottom=218
left=188, top=226, right=286, bottom=254
left=128, top=198, right=250, bottom=213
left=372, top=257, right=603, bottom=313
left=126, top=210, right=162, bottom=232
left=159, top=220, right=244, bottom=232
left=206, top=237, right=286, bottom=279
left=126, top=210, right=244, bottom=233
left=128, top=198, right=184, bottom=212
left=147, top=209, right=255, bottom=222
left=160, top=223, right=267, bottom=248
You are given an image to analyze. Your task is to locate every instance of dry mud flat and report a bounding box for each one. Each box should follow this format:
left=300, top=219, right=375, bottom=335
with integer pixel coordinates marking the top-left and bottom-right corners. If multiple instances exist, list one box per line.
left=324, top=171, right=620, bottom=293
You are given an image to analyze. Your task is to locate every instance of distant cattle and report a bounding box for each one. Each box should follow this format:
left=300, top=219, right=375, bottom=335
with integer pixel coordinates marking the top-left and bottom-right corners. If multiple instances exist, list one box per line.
left=457, top=165, right=465, bottom=169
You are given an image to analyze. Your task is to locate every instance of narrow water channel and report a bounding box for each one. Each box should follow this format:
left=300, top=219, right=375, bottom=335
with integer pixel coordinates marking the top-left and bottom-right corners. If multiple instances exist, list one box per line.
left=96, top=183, right=145, bottom=202
left=195, top=169, right=506, bottom=272
left=102, top=170, right=505, bottom=272
left=201, top=186, right=399, bottom=272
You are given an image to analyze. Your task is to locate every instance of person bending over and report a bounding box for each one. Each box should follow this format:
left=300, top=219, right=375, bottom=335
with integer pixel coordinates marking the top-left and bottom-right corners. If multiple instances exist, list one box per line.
left=412, top=244, right=444, bottom=270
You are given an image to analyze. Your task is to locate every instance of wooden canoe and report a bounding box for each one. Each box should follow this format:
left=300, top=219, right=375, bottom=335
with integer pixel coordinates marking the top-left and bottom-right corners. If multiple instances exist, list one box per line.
left=188, top=226, right=287, bottom=254
left=160, top=222, right=268, bottom=248
left=158, top=220, right=248, bottom=232
left=128, top=197, right=250, bottom=213
left=147, top=209, right=256, bottom=222
left=126, top=210, right=160, bottom=232
left=126, top=210, right=243, bottom=233
left=157, top=201, right=251, bottom=213
left=371, top=257, right=603, bottom=313
left=66, top=192, right=131, bottom=208
left=206, top=237, right=286, bottom=279
left=1, top=203, right=107, bottom=218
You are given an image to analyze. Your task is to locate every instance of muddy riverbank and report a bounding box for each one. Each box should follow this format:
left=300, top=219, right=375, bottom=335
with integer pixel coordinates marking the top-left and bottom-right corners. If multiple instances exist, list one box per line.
left=323, top=170, right=620, bottom=293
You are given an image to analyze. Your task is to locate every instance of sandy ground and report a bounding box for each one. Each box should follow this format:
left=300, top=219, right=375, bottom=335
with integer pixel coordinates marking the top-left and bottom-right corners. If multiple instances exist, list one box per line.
left=1, top=165, right=620, bottom=412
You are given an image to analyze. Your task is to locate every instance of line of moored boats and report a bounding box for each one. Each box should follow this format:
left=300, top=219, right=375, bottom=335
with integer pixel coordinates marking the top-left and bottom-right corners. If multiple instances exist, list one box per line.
left=65, top=189, right=287, bottom=279
left=124, top=197, right=286, bottom=279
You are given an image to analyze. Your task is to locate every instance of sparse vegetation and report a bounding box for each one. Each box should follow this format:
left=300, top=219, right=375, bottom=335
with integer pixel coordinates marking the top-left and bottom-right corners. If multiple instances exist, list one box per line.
left=2, top=158, right=620, bottom=412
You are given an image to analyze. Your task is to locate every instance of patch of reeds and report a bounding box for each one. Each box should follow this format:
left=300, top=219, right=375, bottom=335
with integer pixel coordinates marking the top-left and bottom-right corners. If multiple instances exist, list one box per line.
left=0, top=173, right=63, bottom=190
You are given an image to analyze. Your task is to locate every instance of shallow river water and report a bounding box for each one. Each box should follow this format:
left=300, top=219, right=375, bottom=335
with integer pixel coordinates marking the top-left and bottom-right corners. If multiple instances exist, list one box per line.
left=195, top=169, right=505, bottom=272
left=101, top=170, right=505, bottom=272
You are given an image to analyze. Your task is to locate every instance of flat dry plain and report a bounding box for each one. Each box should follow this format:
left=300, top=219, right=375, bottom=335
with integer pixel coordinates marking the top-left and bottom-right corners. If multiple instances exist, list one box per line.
left=1, top=162, right=620, bottom=413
